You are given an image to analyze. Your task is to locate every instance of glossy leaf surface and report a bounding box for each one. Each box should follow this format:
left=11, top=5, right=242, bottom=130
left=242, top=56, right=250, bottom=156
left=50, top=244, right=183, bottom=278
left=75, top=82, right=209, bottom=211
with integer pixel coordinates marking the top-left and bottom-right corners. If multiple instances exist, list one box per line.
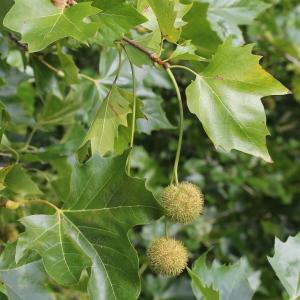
left=16, top=153, right=161, bottom=299
left=186, top=39, right=289, bottom=161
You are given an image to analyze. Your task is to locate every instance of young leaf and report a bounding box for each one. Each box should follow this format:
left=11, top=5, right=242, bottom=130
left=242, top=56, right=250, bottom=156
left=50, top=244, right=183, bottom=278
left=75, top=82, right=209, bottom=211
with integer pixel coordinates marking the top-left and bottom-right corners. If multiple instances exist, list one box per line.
left=3, top=0, right=101, bottom=52
left=82, top=85, right=132, bottom=156
left=16, top=153, right=162, bottom=299
left=188, top=254, right=255, bottom=300
left=169, top=41, right=208, bottom=62
left=185, top=39, right=290, bottom=162
left=147, top=0, right=181, bottom=43
left=268, top=234, right=300, bottom=299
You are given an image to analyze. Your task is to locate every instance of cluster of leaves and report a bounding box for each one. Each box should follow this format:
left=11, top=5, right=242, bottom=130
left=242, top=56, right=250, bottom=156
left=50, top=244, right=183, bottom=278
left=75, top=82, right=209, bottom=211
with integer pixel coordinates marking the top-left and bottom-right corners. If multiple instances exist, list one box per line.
left=0, top=0, right=299, bottom=299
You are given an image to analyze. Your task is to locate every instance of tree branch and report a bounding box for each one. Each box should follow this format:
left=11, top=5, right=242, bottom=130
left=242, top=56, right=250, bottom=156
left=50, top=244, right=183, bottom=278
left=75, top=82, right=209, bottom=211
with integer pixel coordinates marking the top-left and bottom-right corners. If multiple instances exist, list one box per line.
left=121, top=37, right=170, bottom=69
left=8, top=33, right=28, bottom=51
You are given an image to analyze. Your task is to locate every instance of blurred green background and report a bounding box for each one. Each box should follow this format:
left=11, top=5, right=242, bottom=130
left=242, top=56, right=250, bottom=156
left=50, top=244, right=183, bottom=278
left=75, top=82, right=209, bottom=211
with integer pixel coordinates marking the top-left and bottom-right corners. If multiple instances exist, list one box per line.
left=0, top=0, right=299, bottom=299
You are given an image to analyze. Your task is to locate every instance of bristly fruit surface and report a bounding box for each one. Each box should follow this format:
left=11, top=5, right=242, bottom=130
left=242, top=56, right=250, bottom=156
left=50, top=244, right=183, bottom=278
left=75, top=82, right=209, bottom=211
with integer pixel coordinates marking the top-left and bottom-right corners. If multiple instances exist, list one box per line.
left=160, top=182, right=204, bottom=224
left=147, top=237, right=188, bottom=277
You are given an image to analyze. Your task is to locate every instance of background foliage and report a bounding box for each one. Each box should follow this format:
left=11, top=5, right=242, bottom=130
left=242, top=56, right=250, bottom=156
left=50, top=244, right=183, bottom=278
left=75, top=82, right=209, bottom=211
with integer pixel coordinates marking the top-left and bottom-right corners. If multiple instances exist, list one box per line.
left=0, top=0, right=299, bottom=299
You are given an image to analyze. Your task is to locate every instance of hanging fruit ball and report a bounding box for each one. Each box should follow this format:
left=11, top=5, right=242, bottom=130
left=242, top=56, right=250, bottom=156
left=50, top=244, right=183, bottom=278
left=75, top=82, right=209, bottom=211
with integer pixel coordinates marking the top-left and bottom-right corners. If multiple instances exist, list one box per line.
left=147, top=237, right=188, bottom=277
left=160, top=182, right=204, bottom=224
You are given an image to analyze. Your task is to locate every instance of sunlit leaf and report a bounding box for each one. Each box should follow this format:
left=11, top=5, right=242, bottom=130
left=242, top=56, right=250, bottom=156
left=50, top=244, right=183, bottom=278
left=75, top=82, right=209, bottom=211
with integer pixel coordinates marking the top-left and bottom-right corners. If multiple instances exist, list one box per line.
left=82, top=85, right=132, bottom=156
left=147, top=0, right=181, bottom=43
left=186, top=39, right=290, bottom=162
left=4, top=0, right=101, bottom=52
left=93, top=0, right=146, bottom=46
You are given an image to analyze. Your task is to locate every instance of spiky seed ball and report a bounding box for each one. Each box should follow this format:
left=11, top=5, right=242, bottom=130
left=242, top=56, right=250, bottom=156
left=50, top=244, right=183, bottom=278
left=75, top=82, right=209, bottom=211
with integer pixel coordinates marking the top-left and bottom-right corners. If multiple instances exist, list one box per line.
left=160, top=182, right=204, bottom=224
left=147, top=237, right=188, bottom=277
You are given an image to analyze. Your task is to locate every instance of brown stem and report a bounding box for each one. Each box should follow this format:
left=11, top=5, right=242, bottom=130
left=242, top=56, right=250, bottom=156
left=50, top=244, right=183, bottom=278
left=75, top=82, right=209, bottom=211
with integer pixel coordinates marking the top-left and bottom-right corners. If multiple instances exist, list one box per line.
left=8, top=33, right=28, bottom=51
left=121, top=37, right=170, bottom=69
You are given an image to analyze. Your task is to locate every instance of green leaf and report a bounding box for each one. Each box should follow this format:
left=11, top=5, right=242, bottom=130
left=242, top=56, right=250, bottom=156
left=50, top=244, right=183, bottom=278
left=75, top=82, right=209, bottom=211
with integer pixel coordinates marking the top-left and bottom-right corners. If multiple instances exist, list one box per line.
left=57, top=44, right=79, bottom=84
left=123, top=44, right=153, bottom=67
left=208, top=0, right=271, bottom=44
left=268, top=234, right=300, bottom=299
left=188, top=254, right=255, bottom=300
left=38, top=94, right=80, bottom=126
left=137, top=96, right=174, bottom=134
left=182, top=2, right=221, bottom=56
left=187, top=269, right=219, bottom=300
left=0, top=282, right=6, bottom=296
left=0, top=0, right=13, bottom=30
left=134, top=29, right=162, bottom=53
left=0, top=242, right=53, bottom=300
left=124, top=30, right=162, bottom=67
left=3, top=0, right=101, bottom=52
left=169, top=40, right=208, bottom=62
left=0, top=165, right=13, bottom=191
left=0, top=260, right=53, bottom=300
left=4, top=164, right=42, bottom=196
left=16, top=81, right=35, bottom=116
left=292, top=75, right=300, bottom=102
left=93, top=0, right=146, bottom=46
left=82, top=85, right=132, bottom=156
left=0, top=78, right=5, bottom=87
left=16, top=153, right=161, bottom=299
left=0, top=102, right=10, bottom=142
left=185, top=39, right=290, bottom=162
left=31, top=55, right=62, bottom=99
left=114, top=95, right=145, bottom=155
left=147, top=0, right=181, bottom=43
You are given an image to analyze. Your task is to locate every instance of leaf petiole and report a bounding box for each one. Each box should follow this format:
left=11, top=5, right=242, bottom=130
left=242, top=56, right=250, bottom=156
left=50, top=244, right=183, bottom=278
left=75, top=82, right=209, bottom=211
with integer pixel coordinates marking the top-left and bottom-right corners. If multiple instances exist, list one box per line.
left=170, top=64, right=199, bottom=77
left=16, top=199, right=60, bottom=212
left=122, top=46, right=137, bottom=175
left=166, top=68, right=184, bottom=184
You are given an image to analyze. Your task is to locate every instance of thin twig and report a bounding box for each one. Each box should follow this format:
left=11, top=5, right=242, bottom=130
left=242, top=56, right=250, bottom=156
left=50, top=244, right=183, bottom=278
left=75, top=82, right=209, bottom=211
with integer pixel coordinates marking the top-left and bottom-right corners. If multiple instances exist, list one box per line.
left=8, top=33, right=28, bottom=51
left=121, top=37, right=170, bottom=69
left=166, top=68, right=184, bottom=184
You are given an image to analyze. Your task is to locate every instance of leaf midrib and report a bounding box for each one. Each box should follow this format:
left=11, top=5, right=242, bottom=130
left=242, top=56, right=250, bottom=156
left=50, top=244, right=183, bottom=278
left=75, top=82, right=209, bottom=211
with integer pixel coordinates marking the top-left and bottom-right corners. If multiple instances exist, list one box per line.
left=199, top=76, right=263, bottom=150
left=62, top=213, right=117, bottom=300
left=29, top=8, right=83, bottom=44
left=62, top=204, right=161, bottom=213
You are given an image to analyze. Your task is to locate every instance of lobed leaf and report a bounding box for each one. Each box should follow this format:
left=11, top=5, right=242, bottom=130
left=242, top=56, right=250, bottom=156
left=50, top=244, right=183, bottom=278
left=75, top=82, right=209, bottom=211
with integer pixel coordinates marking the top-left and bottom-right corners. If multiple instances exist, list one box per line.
left=16, top=153, right=162, bottom=300
left=208, top=0, right=271, bottom=44
left=3, top=0, right=101, bottom=52
left=186, top=39, right=290, bottom=162
left=182, top=2, right=221, bottom=56
left=82, top=85, right=132, bottom=156
left=188, top=253, right=255, bottom=300
left=147, top=0, right=181, bottom=43
left=93, top=0, right=147, bottom=46
left=268, top=234, right=300, bottom=299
